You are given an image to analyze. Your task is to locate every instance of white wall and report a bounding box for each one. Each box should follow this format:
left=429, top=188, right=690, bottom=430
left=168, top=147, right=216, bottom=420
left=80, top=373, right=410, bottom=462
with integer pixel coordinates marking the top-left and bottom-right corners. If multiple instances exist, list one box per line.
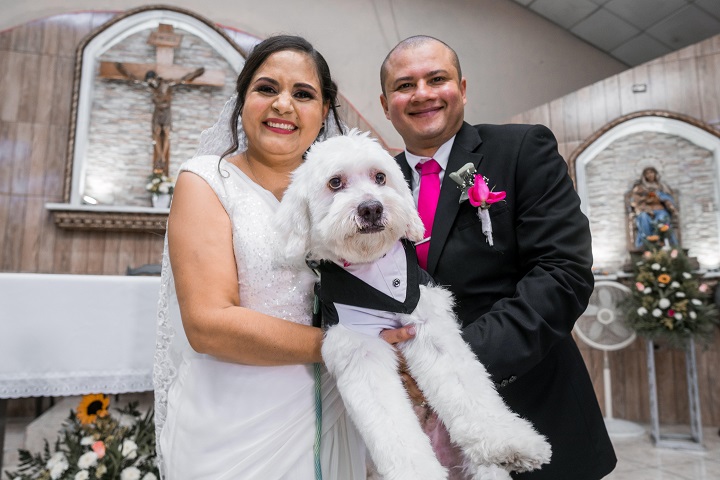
left=0, top=0, right=628, bottom=150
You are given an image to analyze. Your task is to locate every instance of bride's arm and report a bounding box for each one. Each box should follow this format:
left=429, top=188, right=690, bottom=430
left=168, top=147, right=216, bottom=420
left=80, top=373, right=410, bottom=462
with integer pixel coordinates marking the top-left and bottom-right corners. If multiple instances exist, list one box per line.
left=168, top=171, right=323, bottom=366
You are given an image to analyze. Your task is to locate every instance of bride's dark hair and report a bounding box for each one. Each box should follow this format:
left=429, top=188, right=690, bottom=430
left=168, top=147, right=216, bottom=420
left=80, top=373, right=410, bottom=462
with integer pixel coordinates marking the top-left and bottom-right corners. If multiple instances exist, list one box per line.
left=220, top=35, right=342, bottom=159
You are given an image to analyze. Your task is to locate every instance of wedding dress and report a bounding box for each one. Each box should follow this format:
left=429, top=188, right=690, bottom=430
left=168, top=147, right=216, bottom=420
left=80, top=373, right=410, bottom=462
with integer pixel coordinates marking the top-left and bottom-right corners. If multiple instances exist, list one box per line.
left=154, top=155, right=366, bottom=479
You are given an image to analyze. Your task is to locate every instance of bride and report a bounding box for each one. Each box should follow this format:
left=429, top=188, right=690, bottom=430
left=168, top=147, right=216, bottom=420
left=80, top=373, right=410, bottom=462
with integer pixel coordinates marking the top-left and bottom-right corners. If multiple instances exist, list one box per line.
left=153, top=35, right=366, bottom=479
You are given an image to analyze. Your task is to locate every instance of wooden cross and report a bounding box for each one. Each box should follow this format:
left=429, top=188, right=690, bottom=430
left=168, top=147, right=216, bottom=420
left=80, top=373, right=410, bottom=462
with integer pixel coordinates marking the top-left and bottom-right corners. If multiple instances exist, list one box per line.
left=99, top=24, right=224, bottom=175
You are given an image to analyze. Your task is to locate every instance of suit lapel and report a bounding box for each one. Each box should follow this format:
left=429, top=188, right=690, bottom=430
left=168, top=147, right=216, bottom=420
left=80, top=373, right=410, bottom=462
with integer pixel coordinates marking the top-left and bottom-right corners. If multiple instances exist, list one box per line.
left=394, top=123, right=484, bottom=275
left=426, top=123, right=484, bottom=275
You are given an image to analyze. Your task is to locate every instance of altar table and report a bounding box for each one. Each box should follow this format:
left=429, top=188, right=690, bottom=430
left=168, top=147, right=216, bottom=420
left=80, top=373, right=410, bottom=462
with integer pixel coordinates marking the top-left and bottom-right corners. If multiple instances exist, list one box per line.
left=0, top=273, right=160, bottom=470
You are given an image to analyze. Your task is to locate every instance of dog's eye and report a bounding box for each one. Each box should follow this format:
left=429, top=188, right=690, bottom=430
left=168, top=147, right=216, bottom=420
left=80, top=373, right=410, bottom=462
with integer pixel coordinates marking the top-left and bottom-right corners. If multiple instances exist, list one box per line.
left=328, top=177, right=343, bottom=190
left=375, top=172, right=386, bottom=185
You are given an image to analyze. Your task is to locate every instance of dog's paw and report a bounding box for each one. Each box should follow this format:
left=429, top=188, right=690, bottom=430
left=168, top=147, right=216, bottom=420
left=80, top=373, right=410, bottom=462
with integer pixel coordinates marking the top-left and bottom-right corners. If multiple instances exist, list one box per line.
left=485, top=430, right=552, bottom=473
left=469, top=464, right=512, bottom=480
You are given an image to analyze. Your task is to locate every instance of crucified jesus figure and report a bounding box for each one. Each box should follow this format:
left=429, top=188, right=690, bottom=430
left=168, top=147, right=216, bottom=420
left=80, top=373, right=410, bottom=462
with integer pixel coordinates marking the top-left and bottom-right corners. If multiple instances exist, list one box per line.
left=115, top=62, right=205, bottom=175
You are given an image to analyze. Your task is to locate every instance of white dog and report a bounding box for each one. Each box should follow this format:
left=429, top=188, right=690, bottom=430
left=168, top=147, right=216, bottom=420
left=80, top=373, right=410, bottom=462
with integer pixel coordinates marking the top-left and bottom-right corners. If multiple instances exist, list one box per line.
left=275, top=130, right=551, bottom=480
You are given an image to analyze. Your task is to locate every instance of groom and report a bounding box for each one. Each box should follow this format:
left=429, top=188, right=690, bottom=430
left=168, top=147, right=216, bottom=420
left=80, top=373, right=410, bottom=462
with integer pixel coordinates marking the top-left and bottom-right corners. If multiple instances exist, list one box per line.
left=379, top=36, right=616, bottom=479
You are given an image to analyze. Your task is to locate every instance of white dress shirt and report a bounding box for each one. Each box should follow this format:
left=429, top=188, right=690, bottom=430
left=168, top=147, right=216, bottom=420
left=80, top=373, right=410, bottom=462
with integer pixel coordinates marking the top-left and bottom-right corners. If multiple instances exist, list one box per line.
left=403, top=135, right=456, bottom=204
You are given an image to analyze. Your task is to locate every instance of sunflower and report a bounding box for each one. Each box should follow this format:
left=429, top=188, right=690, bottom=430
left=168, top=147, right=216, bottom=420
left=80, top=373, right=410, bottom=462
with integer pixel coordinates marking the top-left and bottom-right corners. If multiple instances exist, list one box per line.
left=77, top=394, right=110, bottom=425
left=657, top=274, right=671, bottom=284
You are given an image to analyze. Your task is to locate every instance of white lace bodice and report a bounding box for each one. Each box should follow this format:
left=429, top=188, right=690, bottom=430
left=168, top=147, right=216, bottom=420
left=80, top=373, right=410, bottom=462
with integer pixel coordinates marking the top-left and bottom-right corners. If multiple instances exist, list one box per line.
left=192, top=156, right=316, bottom=323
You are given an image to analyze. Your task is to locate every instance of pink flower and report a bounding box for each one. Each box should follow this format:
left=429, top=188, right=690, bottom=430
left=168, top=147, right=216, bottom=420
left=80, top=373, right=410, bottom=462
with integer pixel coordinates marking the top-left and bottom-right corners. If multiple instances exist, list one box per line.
left=635, top=282, right=645, bottom=291
left=670, top=249, right=678, bottom=258
left=92, top=441, right=106, bottom=459
left=699, top=284, right=709, bottom=293
left=467, top=175, right=506, bottom=208
left=667, top=309, right=675, bottom=317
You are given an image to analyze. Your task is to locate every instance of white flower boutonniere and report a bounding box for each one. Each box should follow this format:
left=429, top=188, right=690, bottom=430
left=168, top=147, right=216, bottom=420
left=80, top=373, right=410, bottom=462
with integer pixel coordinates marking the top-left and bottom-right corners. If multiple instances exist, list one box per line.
left=449, top=163, right=506, bottom=246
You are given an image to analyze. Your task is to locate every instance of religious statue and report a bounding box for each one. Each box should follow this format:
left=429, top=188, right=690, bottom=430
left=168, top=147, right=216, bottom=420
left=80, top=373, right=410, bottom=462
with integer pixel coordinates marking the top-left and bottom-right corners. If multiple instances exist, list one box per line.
left=115, top=63, right=205, bottom=175
left=629, top=166, right=678, bottom=248
left=98, top=24, right=224, bottom=176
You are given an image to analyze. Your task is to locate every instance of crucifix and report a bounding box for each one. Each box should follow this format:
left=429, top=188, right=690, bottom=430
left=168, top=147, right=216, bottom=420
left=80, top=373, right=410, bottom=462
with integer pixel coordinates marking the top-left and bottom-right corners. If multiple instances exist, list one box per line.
left=99, top=24, right=224, bottom=175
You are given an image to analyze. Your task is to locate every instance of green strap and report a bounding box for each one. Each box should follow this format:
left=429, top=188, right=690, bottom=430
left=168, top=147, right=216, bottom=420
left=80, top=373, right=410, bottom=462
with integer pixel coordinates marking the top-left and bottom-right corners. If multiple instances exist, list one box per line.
left=312, top=292, right=323, bottom=480
left=313, top=362, right=323, bottom=480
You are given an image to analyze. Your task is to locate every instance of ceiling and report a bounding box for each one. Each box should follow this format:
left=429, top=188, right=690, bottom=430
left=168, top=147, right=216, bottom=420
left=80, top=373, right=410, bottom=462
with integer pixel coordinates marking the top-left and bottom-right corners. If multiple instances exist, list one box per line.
left=511, top=0, right=720, bottom=66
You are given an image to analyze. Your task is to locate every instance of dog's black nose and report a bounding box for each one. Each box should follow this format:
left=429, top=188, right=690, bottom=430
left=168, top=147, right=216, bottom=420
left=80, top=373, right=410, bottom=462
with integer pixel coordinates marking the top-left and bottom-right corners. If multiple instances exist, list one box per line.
left=358, top=200, right=383, bottom=224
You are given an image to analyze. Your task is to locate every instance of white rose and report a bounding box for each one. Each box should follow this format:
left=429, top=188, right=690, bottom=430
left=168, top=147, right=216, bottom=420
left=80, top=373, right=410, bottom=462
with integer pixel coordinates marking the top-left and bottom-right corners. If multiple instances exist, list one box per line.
left=80, top=436, right=95, bottom=446
left=675, top=292, right=685, bottom=298
left=671, top=281, right=680, bottom=288
left=658, top=298, right=671, bottom=309
left=121, top=439, right=138, bottom=459
left=691, top=299, right=702, bottom=306
left=651, top=263, right=661, bottom=271
left=682, top=272, right=692, bottom=279
left=78, top=451, right=98, bottom=469
left=141, top=474, right=158, bottom=480
left=120, top=467, right=142, bottom=480
left=47, top=452, right=67, bottom=469
left=158, top=183, right=170, bottom=194
left=75, top=470, right=90, bottom=480
left=690, top=312, right=697, bottom=319
left=652, top=309, right=662, bottom=317
left=49, top=461, right=69, bottom=480
left=644, top=287, right=652, bottom=294
left=674, top=313, right=683, bottom=320
left=637, top=307, right=648, bottom=316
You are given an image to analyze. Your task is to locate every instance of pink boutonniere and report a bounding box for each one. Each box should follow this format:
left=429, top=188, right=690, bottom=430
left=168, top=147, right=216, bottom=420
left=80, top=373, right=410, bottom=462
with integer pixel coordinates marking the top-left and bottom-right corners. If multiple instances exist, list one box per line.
left=449, top=163, right=506, bottom=246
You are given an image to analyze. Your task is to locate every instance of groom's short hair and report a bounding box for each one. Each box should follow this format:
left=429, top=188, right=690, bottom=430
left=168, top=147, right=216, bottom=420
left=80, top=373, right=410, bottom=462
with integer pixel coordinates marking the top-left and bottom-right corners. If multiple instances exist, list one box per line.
left=380, top=35, right=462, bottom=96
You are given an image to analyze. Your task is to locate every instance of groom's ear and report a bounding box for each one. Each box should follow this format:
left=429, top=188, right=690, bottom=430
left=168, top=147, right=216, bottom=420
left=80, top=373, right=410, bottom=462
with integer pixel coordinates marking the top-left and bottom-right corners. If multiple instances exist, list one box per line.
left=380, top=93, right=390, bottom=119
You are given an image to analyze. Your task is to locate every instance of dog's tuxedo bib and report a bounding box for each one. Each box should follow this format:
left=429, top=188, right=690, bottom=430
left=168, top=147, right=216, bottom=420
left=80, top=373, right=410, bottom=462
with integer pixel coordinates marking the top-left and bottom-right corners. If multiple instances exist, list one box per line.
left=314, top=239, right=434, bottom=336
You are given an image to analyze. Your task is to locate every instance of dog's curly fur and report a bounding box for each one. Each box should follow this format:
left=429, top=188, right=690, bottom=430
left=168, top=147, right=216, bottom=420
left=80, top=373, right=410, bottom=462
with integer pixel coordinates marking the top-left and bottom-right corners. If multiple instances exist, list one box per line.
left=275, top=130, right=551, bottom=480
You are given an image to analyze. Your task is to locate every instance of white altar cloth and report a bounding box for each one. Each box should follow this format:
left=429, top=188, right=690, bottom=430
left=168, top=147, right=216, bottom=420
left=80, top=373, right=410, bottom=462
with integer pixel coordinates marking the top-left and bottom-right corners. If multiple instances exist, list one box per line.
left=0, top=273, right=160, bottom=398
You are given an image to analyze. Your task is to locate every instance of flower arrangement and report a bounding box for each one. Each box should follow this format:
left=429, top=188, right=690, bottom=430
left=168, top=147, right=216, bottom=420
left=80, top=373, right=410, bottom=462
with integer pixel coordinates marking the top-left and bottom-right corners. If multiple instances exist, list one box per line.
left=448, top=162, right=506, bottom=246
left=6, top=394, right=159, bottom=480
left=624, top=247, right=719, bottom=347
left=639, top=214, right=677, bottom=249
left=145, top=172, right=174, bottom=195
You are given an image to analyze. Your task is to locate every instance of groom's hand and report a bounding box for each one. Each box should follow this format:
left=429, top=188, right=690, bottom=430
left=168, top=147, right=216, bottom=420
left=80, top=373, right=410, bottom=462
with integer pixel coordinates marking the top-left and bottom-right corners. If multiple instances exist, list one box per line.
left=379, top=325, right=415, bottom=344
left=380, top=326, right=427, bottom=408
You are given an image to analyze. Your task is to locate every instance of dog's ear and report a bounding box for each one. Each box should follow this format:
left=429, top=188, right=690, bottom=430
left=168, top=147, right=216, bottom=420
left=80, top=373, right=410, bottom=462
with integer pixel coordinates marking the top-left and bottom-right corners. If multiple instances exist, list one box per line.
left=404, top=209, right=426, bottom=243
left=383, top=157, right=426, bottom=243
left=275, top=172, right=312, bottom=265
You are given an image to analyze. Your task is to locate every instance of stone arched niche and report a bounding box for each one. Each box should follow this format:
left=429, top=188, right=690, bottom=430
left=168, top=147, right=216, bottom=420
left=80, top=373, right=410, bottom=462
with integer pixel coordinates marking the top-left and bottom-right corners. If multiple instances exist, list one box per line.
left=46, top=6, right=255, bottom=231
left=572, top=112, right=720, bottom=272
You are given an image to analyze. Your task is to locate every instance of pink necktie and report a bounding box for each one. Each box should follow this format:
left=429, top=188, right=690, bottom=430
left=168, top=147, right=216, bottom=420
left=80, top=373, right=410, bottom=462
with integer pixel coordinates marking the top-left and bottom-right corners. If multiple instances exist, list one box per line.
left=416, top=159, right=442, bottom=270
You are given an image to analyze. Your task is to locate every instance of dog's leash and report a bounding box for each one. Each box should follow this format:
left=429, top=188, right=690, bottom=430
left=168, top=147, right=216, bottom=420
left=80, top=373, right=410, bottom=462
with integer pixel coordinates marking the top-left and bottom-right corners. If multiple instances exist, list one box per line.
left=308, top=259, right=323, bottom=480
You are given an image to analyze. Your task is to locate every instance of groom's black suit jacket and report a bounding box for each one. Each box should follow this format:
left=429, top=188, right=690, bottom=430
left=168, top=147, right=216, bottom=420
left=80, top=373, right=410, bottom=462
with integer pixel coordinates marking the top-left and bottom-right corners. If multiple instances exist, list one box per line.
left=397, top=122, right=616, bottom=480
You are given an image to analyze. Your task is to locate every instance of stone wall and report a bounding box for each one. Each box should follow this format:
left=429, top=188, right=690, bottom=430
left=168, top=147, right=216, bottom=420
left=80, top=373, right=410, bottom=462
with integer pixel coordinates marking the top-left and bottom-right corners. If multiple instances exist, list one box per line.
left=84, top=27, right=239, bottom=206
left=586, top=131, right=717, bottom=271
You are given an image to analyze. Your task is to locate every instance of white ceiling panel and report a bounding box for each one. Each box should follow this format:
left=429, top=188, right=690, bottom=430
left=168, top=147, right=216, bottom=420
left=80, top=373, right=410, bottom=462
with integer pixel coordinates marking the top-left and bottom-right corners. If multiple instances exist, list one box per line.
left=604, top=0, right=688, bottom=29
left=695, top=0, right=720, bottom=19
left=647, top=5, right=720, bottom=49
left=571, top=8, right=640, bottom=52
left=529, top=0, right=598, bottom=29
left=511, top=0, right=720, bottom=66
left=611, top=33, right=673, bottom=66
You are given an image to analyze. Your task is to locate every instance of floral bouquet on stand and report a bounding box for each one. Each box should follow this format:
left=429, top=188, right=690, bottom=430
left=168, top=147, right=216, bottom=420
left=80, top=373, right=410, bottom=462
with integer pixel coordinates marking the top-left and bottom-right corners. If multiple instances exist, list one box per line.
left=624, top=247, right=719, bottom=348
left=5, top=394, right=159, bottom=480
left=145, top=172, right=174, bottom=209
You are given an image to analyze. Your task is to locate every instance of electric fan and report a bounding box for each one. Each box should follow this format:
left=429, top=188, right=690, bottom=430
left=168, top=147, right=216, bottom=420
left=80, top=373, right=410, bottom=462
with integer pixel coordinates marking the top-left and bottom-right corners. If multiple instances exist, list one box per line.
left=574, top=280, right=645, bottom=438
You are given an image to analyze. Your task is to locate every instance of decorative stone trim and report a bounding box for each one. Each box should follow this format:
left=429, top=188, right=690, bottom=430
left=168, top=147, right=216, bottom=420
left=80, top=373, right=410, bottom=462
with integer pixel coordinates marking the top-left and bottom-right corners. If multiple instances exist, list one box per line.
left=52, top=210, right=168, bottom=233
